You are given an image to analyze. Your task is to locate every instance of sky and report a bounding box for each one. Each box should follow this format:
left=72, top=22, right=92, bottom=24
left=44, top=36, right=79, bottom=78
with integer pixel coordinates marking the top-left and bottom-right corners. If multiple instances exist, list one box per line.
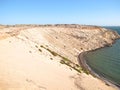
left=0, top=0, right=120, bottom=26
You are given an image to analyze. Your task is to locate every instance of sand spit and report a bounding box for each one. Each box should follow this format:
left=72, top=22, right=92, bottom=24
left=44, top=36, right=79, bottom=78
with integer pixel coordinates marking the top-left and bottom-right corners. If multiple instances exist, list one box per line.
left=0, top=25, right=119, bottom=90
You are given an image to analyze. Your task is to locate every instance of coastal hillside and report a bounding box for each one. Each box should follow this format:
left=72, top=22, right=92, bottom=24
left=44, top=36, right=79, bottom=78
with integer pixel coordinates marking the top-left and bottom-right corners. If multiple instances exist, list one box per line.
left=0, top=25, right=119, bottom=90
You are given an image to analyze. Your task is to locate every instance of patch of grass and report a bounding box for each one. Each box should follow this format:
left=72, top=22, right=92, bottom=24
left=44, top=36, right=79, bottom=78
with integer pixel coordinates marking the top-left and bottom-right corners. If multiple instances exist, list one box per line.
left=50, top=58, right=53, bottom=60
left=60, top=59, right=81, bottom=73
left=40, top=45, right=87, bottom=74
left=59, top=56, right=82, bottom=73
left=46, top=48, right=58, bottom=56
left=60, top=60, right=65, bottom=64
left=72, top=66, right=81, bottom=73
left=60, top=60, right=71, bottom=67
left=40, top=45, right=44, bottom=48
left=59, top=53, right=82, bottom=73
left=40, top=45, right=58, bottom=56
left=38, top=49, right=42, bottom=52
left=75, top=64, right=80, bottom=68
left=81, top=68, right=89, bottom=75
left=58, top=55, right=72, bottom=62
left=60, top=56, right=89, bottom=74
left=35, top=45, right=38, bottom=48
left=61, top=56, right=69, bottom=61
left=36, top=45, right=42, bottom=52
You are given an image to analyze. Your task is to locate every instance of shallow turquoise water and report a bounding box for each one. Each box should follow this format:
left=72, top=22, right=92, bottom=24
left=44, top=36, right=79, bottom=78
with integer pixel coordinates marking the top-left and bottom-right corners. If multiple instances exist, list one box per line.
left=85, top=26, right=120, bottom=86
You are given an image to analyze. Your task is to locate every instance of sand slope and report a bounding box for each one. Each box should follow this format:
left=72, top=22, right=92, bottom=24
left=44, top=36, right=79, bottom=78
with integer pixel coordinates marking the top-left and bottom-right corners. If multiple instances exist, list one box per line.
left=0, top=37, right=79, bottom=90
left=0, top=25, right=119, bottom=90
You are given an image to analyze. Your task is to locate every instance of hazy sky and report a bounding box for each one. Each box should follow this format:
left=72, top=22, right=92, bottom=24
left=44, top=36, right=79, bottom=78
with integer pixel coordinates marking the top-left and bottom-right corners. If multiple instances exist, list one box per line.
left=0, top=0, right=120, bottom=25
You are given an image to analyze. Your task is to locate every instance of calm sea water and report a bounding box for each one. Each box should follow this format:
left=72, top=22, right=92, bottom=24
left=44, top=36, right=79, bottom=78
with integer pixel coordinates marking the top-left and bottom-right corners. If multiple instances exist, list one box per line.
left=85, top=26, right=120, bottom=86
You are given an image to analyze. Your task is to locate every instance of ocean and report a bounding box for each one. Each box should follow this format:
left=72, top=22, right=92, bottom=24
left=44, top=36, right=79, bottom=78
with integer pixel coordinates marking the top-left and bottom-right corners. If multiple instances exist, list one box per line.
left=84, top=26, right=120, bottom=86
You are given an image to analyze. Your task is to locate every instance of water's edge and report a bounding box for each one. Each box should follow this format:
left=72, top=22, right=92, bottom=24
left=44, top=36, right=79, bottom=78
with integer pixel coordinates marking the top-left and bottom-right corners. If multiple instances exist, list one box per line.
left=78, top=39, right=120, bottom=89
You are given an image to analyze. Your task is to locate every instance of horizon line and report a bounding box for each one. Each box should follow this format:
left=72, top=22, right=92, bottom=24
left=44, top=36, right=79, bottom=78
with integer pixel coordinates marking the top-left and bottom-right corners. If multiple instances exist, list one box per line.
left=0, top=24, right=120, bottom=26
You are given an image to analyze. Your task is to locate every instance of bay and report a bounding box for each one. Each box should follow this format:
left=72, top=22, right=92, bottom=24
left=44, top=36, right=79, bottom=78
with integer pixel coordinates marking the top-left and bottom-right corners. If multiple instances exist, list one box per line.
left=85, top=26, right=120, bottom=86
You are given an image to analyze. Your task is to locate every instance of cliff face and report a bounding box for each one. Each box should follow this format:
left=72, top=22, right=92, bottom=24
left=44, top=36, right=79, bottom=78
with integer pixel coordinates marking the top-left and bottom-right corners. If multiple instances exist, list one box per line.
left=41, top=26, right=120, bottom=63
left=0, top=25, right=119, bottom=64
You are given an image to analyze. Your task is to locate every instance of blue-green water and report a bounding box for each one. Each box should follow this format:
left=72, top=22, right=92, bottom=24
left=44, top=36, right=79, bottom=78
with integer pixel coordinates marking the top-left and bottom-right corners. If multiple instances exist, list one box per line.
left=85, top=26, right=120, bottom=86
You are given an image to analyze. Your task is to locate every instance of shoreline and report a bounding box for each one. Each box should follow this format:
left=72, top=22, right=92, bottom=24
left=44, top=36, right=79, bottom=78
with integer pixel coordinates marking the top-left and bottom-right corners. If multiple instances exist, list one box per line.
left=78, top=39, right=120, bottom=89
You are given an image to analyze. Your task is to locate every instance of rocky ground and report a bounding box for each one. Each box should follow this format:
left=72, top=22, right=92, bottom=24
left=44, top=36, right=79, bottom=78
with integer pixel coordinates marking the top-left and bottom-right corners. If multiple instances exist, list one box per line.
left=0, top=24, right=119, bottom=90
